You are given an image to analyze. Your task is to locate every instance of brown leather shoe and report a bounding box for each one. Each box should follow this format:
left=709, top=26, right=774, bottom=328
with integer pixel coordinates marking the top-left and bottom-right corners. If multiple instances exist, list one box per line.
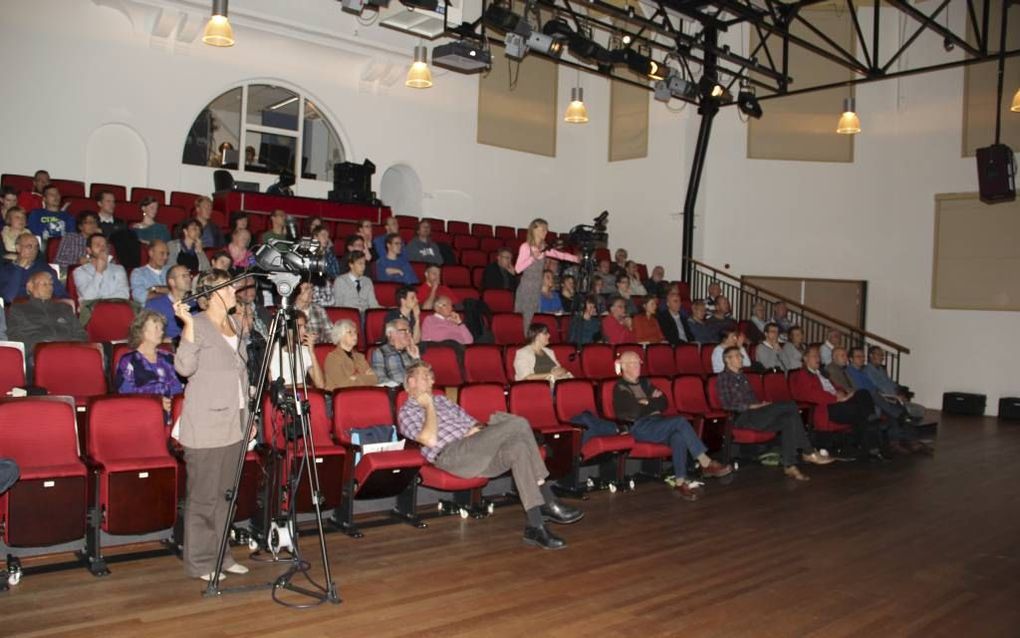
left=701, top=460, right=733, bottom=479
left=675, top=481, right=701, bottom=501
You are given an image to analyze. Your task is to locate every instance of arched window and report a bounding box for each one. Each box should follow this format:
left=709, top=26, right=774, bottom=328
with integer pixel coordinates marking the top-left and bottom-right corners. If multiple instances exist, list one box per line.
left=182, top=83, right=345, bottom=184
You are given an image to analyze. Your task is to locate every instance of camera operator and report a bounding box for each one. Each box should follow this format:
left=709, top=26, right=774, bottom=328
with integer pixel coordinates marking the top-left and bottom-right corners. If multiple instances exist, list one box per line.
left=514, top=218, right=579, bottom=328
left=173, top=269, right=252, bottom=582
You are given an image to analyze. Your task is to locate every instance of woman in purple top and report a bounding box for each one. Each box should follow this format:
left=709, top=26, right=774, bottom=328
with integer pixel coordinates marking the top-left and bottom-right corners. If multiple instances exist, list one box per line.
left=115, top=309, right=183, bottom=418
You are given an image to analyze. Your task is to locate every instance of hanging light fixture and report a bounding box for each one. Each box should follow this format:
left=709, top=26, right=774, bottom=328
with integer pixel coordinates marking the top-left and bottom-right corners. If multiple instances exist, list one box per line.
left=202, top=0, right=235, bottom=47
left=406, top=45, right=433, bottom=89
left=564, top=87, right=589, bottom=123
left=1011, top=88, right=1020, bottom=113
left=836, top=96, right=861, bottom=135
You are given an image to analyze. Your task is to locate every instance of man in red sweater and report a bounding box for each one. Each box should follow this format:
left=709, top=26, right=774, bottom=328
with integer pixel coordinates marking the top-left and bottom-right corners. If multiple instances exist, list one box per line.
left=601, top=296, right=636, bottom=344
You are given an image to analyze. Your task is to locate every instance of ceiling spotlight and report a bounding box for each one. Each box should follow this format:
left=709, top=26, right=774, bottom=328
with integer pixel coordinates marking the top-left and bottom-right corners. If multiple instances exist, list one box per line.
left=483, top=4, right=522, bottom=32
left=406, top=45, right=433, bottom=89
left=737, top=86, right=763, bottom=119
left=1012, top=88, right=1020, bottom=113
left=695, top=76, right=731, bottom=102
left=202, top=0, right=235, bottom=47
left=621, top=34, right=632, bottom=45
left=654, top=70, right=696, bottom=102
left=836, top=97, right=861, bottom=134
left=502, top=15, right=565, bottom=60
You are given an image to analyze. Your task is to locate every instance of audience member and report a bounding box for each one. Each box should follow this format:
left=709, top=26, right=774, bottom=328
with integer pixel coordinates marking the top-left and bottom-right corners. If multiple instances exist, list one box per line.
left=384, top=286, right=422, bottom=344
left=8, top=271, right=87, bottom=367
left=0, top=234, right=67, bottom=303
left=268, top=309, right=325, bottom=389
left=755, top=323, right=787, bottom=371
left=337, top=235, right=367, bottom=275
left=227, top=228, right=254, bottom=269
left=558, top=274, right=577, bottom=310
left=595, top=259, right=614, bottom=287
left=421, top=296, right=473, bottom=345
left=372, top=217, right=401, bottom=260
left=229, top=212, right=249, bottom=234
left=292, top=281, right=330, bottom=344
left=145, top=264, right=192, bottom=340
left=27, top=185, right=74, bottom=243
left=418, top=264, right=456, bottom=310
left=130, top=240, right=170, bottom=304
left=613, top=277, right=639, bottom=315
left=355, top=219, right=376, bottom=261
left=825, top=346, right=855, bottom=391
left=193, top=197, right=224, bottom=248
left=333, top=250, right=379, bottom=313
left=168, top=219, right=210, bottom=272
left=73, top=234, right=130, bottom=302
left=601, top=296, right=637, bottom=344
left=656, top=291, right=691, bottom=345
left=590, top=277, right=609, bottom=314
left=864, top=347, right=927, bottom=420
left=686, top=300, right=717, bottom=343
left=210, top=251, right=232, bottom=272
left=2, top=207, right=32, bottom=261
left=311, top=226, right=339, bottom=307
left=795, top=348, right=883, bottom=460
left=644, top=265, right=668, bottom=298
left=399, top=361, right=583, bottom=550
left=323, top=319, right=378, bottom=391
left=261, top=209, right=288, bottom=243
left=16, top=169, right=48, bottom=211
left=514, top=323, right=572, bottom=382
left=633, top=297, right=665, bottom=343
left=703, top=282, right=722, bottom=312
left=371, top=318, right=420, bottom=386
left=707, top=296, right=737, bottom=335
left=611, top=248, right=628, bottom=277
left=406, top=220, right=443, bottom=264
left=375, top=234, right=418, bottom=285
left=624, top=261, right=647, bottom=296
left=482, top=248, right=518, bottom=292
left=538, top=270, right=563, bottom=314
left=265, top=170, right=295, bottom=197
left=614, top=352, right=731, bottom=500
left=717, top=346, right=834, bottom=481
left=94, top=190, right=128, bottom=238
left=54, top=212, right=98, bottom=267
left=711, top=328, right=751, bottom=373
left=743, top=301, right=767, bottom=343
left=514, top=218, right=579, bottom=328
left=132, top=197, right=172, bottom=244
left=2, top=186, right=21, bottom=220
left=820, top=329, right=842, bottom=365
left=772, top=301, right=794, bottom=336
left=567, top=297, right=602, bottom=345
left=780, top=326, right=806, bottom=370
left=114, top=309, right=183, bottom=415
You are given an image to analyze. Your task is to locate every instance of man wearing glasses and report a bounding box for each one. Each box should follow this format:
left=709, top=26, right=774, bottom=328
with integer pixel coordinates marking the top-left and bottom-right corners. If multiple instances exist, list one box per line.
left=371, top=318, right=421, bottom=386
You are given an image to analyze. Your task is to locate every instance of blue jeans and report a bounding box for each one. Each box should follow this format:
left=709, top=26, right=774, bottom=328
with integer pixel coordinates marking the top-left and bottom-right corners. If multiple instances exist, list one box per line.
left=631, top=416, right=706, bottom=478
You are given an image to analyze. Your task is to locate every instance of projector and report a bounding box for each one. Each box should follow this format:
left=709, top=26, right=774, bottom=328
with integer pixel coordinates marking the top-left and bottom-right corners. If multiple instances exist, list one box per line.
left=432, top=41, right=492, bottom=73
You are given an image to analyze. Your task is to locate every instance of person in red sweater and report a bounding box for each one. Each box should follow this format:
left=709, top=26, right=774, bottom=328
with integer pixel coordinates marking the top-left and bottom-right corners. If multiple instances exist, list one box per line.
left=418, top=264, right=458, bottom=310
left=601, top=296, right=636, bottom=344
left=790, top=348, right=885, bottom=460
left=632, top=297, right=665, bottom=343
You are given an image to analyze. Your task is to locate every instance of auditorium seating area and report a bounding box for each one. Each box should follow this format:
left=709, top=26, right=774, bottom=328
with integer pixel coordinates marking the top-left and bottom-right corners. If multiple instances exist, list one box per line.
left=0, top=170, right=916, bottom=586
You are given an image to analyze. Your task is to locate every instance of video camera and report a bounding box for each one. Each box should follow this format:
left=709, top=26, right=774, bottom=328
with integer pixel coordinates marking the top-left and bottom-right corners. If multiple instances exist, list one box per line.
left=252, top=236, right=327, bottom=277
left=566, top=210, right=609, bottom=256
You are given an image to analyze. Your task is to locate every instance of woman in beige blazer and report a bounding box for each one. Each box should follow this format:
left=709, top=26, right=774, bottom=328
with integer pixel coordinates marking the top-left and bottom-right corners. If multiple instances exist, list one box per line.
left=324, top=318, right=378, bottom=391
left=173, top=269, right=251, bottom=581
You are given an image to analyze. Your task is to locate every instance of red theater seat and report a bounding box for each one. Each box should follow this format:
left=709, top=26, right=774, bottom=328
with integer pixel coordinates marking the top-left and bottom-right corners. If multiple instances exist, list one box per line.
left=442, top=265, right=471, bottom=287
left=0, top=397, right=87, bottom=550
left=374, top=282, right=400, bottom=307
left=85, top=300, right=135, bottom=342
left=531, top=313, right=561, bottom=343
left=446, top=221, right=469, bottom=235
left=598, top=379, right=674, bottom=465
left=464, top=344, right=508, bottom=385
left=364, top=308, right=389, bottom=344
left=646, top=343, right=677, bottom=377
left=34, top=342, right=107, bottom=406
left=552, top=379, right=634, bottom=486
left=460, top=249, right=488, bottom=268
left=332, top=387, right=424, bottom=536
left=131, top=187, right=166, bottom=205
left=421, top=344, right=463, bottom=387
left=508, top=381, right=580, bottom=481
left=580, top=343, right=616, bottom=380
left=705, top=376, right=778, bottom=461
left=0, top=344, right=26, bottom=396
left=482, top=289, right=514, bottom=313
left=169, top=191, right=202, bottom=210
left=674, top=343, right=703, bottom=376
left=453, top=235, right=479, bottom=250
left=788, top=369, right=856, bottom=434
left=672, top=375, right=726, bottom=447
left=458, top=383, right=507, bottom=422
left=491, top=313, right=525, bottom=345
left=51, top=179, right=85, bottom=198
left=471, top=223, right=493, bottom=237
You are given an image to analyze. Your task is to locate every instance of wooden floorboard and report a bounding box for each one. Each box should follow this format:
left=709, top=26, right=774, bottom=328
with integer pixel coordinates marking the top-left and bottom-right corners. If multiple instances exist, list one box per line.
left=2, top=413, right=1019, bottom=637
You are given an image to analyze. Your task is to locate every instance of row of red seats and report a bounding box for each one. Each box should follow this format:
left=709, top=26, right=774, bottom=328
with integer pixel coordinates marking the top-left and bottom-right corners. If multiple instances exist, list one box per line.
left=0, top=173, right=200, bottom=209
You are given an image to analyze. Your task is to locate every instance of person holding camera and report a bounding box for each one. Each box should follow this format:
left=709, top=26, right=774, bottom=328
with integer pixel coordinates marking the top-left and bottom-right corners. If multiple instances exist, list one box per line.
left=173, top=269, right=252, bottom=582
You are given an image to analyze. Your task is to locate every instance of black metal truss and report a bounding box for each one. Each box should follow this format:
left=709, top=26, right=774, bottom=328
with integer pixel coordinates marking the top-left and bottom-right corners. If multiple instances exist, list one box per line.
left=456, top=0, right=1017, bottom=105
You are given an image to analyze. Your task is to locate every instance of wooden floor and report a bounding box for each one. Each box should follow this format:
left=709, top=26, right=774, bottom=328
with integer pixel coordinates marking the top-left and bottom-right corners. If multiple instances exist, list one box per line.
left=3, top=413, right=1019, bottom=637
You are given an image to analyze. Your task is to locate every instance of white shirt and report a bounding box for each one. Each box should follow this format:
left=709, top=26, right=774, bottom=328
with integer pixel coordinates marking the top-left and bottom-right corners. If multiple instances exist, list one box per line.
left=269, top=345, right=314, bottom=387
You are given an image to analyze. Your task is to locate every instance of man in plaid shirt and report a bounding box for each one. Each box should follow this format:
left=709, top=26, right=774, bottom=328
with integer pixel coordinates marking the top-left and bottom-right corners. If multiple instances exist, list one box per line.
left=398, top=361, right=583, bottom=550
left=717, top=346, right=833, bottom=481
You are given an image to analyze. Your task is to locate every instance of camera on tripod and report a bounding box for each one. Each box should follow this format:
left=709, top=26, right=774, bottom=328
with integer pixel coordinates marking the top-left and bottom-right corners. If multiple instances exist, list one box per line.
left=253, top=236, right=327, bottom=277
left=566, top=210, right=609, bottom=258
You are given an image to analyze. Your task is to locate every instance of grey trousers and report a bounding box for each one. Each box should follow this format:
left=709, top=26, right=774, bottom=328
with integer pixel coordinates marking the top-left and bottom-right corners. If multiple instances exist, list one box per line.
left=182, top=442, right=243, bottom=578
left=0, top=458, right=19, bottom=494
left=434, top=413, right=549, bottom=511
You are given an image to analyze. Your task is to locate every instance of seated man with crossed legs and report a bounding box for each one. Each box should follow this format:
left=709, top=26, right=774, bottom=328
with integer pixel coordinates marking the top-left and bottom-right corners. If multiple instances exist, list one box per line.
left=398, top=361, right=583, bottom=550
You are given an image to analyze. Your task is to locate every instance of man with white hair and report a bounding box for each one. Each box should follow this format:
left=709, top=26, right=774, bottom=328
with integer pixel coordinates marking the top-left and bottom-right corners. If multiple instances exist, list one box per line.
left=613, top=351, right=731, bottom=500
left=421, top=296, right=473, bottom=345
left=371, top=318, right=421, bottom=386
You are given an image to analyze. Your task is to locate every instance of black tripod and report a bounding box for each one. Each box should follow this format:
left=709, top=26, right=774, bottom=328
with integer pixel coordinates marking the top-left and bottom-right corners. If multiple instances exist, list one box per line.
left=190, top=271, right=340, bottom=607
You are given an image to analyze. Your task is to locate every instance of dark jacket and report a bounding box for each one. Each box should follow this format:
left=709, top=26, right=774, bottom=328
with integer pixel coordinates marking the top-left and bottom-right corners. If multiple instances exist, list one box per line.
left=8, top=298, right=87, bottom=355
left=481, top=262, right=518, bottom=292
left=613, top=378, right=668, bottom=424
left=656, top=308, right=692, bottom=346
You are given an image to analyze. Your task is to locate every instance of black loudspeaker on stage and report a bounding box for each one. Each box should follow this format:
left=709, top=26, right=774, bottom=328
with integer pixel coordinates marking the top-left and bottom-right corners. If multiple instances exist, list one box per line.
left=975, top=144, right=1016, bottom=204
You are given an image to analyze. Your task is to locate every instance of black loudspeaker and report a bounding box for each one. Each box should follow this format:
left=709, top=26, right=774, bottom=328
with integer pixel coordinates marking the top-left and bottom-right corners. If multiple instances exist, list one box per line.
left=975, top=143, right=1016, bottom=204
left=942, top=392, right=986, bottom=416
left=999, top=397, right=1020, bottom=421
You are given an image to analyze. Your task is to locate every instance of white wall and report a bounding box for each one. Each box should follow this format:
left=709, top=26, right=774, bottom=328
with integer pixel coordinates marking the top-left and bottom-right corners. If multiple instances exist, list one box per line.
left=1, top=0, right=1013, bottom=413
